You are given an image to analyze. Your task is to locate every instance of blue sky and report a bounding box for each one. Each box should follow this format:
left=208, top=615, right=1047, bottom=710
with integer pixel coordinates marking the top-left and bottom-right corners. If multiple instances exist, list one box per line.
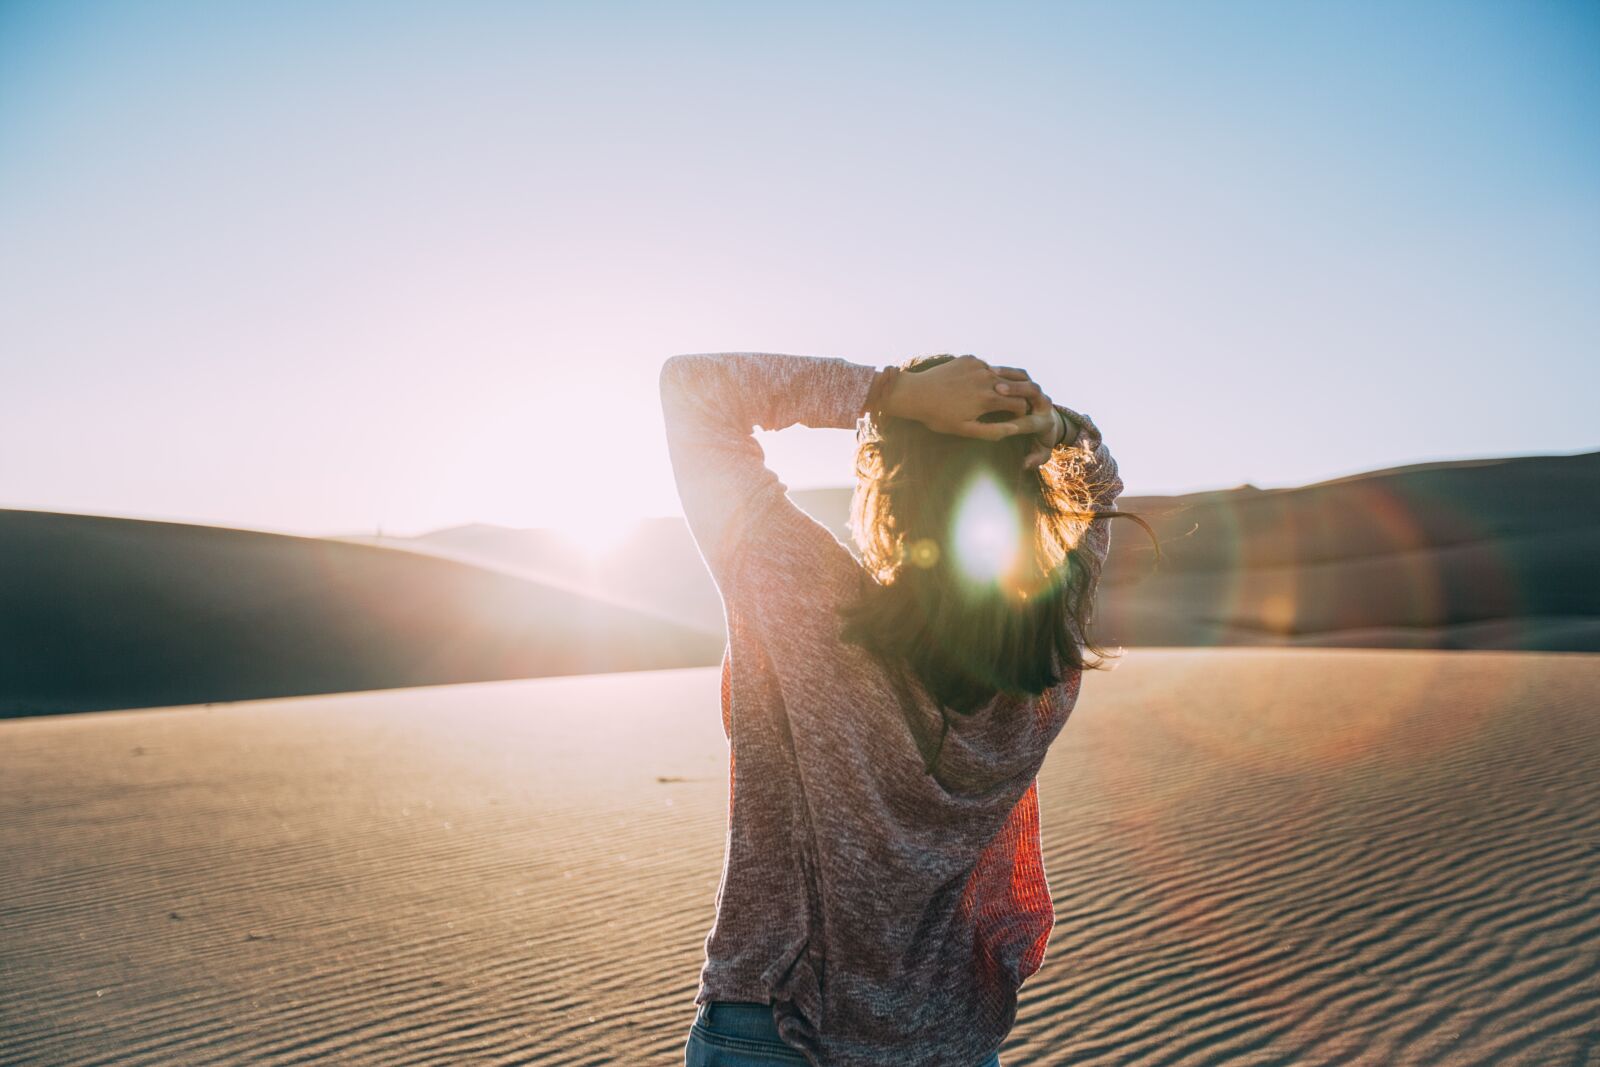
left=1, top=0, right=1595, bottom=542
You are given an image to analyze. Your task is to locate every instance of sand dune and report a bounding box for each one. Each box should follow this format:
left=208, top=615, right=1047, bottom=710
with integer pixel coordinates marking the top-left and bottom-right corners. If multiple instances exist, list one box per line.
left=0, top=509, right=722, bottom=719
left=355, top=450, right=1600, bottom=655
left=5, top=450, right=1594, bottom=720
left=3, top=648, right=1595, bottom=1065
left=803, top=451, right=1600, bottom=653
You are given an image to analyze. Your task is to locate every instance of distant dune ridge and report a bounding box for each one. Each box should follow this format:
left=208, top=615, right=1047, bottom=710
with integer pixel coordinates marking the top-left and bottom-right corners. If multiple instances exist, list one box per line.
left=0, top=511, right=724, bottom=719
left=1, top=650, right=1595, bottom=1064
left=1, top=449, right=1595, bottom=718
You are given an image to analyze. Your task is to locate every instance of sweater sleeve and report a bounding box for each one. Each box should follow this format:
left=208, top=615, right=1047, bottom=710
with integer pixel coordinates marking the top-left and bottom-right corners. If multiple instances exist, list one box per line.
left=659, top=352, right=881, bottom=600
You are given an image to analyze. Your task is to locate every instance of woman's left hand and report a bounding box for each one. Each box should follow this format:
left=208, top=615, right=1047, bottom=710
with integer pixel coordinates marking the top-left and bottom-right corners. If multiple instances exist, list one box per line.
left=888, top=355, right=1058, bottom=452
left=990, top=367, right=1063, bottom=470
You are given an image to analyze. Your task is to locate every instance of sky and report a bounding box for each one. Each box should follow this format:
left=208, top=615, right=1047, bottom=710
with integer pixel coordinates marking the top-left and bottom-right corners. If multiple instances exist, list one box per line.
left=2, top=0, right=1596, bottom=545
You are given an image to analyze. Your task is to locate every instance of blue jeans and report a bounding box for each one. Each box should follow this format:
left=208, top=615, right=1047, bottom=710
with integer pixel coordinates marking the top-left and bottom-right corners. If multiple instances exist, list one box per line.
left=685, top=1000, right=1003, bottom=1066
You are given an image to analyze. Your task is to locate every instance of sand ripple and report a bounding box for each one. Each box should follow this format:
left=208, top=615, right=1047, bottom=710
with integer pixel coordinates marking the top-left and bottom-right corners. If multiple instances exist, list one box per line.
left=1, top=650, right=1596, bottom=1065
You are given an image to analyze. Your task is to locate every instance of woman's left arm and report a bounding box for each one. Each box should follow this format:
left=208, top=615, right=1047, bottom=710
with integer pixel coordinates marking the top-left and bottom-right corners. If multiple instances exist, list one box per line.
left=658, top=352, right=882, bottom=597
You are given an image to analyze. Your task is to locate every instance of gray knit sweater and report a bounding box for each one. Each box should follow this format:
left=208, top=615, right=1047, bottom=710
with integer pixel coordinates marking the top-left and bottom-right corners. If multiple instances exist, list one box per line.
left=659, top=352, right=1123, bottom=1066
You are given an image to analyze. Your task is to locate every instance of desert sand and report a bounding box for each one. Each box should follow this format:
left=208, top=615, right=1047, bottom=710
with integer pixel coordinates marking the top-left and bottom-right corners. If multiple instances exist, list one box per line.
left=3, top=647, right=1596, bottom=1065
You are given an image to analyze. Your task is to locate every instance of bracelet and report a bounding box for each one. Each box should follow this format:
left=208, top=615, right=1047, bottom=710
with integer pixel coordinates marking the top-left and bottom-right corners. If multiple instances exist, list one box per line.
left=1052, top=407, right=1080, bottom=449
left=864, top=365, right=900, bottom=419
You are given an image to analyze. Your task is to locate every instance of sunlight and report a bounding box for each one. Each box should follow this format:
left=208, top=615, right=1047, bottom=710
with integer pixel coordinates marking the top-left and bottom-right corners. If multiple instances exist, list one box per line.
left=549, top=508, right=640, bottom=559
left=950, top=471, right=1024, bottom=587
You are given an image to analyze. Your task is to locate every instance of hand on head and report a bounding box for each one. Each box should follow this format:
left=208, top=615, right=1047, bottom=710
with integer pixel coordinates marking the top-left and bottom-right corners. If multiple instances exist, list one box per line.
left=895, top=354, right=1061, bottom=469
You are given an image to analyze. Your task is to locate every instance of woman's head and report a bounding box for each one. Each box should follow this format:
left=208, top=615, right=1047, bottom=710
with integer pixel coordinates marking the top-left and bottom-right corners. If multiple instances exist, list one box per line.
left=838, top=353, right=1154, bottom=766
left=851, top=354, right=1066, bottom=598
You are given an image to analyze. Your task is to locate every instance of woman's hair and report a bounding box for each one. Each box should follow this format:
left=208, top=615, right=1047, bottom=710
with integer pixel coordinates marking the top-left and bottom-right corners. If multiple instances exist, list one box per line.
left=836, top=353, right=1160, bottom=773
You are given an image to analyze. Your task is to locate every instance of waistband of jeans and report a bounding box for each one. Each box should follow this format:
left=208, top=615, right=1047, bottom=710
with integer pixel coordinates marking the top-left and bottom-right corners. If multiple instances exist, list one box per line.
left=696, top=999, right=779, bottom=1042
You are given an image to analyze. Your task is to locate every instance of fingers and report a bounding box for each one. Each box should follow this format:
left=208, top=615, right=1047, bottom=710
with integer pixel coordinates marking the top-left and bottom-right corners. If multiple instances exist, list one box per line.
left=1016, top=409, right=1057, bottom=436
left=990, top=366, right=1032, bottom=380
left=993, top=378, right=1042, bottom=402
left=962, top=420, right=1023, bottom=441
left=962, top=410, right=1054, bottom=441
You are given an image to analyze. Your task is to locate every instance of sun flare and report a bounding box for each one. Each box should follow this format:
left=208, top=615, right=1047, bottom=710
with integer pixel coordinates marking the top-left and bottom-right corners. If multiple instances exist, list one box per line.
left=549, top=510, right=640, bottom=559
left=950, top=472, right=1024, bottom=586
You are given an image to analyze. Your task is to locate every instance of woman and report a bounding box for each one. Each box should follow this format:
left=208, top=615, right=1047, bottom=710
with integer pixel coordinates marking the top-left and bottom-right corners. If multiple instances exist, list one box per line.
left=660, top=352, right=1149, bottom=1067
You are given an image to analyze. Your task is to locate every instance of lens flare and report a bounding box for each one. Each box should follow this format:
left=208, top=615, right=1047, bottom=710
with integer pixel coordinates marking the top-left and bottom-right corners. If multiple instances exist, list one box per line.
left=907, top=537, right=940, bottom=569
left=951, top=471, right=1024, bottom=586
